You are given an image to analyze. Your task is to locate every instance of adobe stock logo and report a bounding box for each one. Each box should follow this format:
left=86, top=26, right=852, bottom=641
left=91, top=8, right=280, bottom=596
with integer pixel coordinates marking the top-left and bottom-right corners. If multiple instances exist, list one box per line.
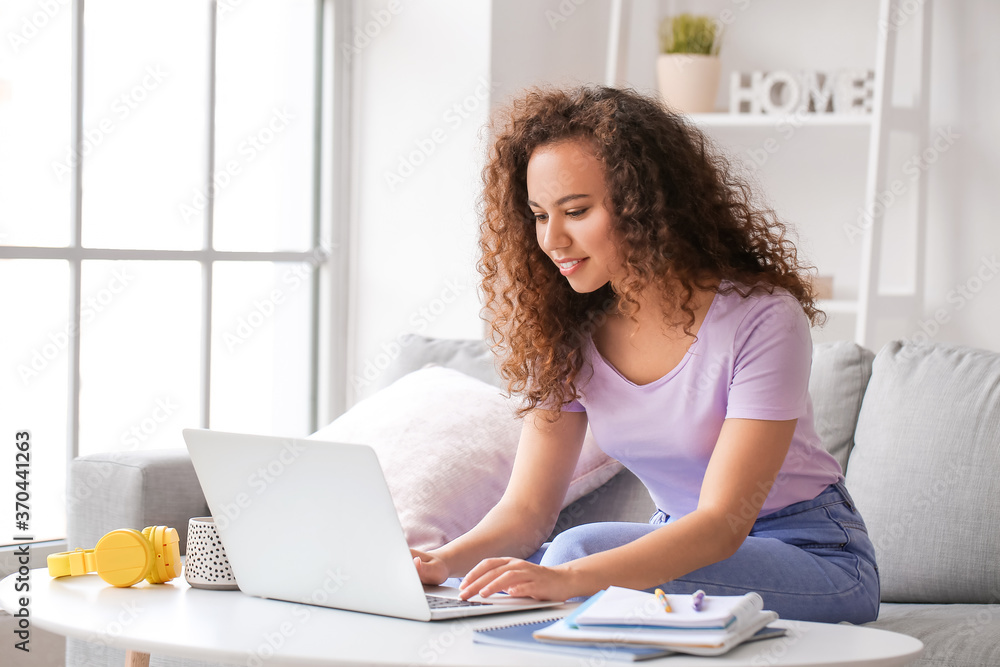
left=383, top=77, right=499, bottom=192
left=7, top=0, right=70, bottom=54
left=340, top=0, right=403, bottom=63
left=18, top=265, right=135, bottom=385
left=178, top=108, right=294, bottom=224
left=51, top=66, right=169, bottom=181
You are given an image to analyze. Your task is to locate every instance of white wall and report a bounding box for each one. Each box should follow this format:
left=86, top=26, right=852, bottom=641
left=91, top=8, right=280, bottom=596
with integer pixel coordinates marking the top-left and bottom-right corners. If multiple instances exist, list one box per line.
left=921, top=1, right=1000, bottom=353
left=348, top=0, right=493, bottom=403
left=489, top=0, right=614, bottom=107
left=348, top=0, right=1000, bottom=407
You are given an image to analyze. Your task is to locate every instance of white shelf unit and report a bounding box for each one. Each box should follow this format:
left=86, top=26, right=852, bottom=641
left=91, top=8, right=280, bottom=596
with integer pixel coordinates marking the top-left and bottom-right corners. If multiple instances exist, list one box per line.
left=605, top=0, right=933, bottom=348
left=687, top=113, right=873, bottom=128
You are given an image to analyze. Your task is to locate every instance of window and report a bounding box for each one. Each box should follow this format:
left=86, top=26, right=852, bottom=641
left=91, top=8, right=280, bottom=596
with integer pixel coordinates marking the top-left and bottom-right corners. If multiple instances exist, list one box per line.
left=0, top=0, right=350, bottom=548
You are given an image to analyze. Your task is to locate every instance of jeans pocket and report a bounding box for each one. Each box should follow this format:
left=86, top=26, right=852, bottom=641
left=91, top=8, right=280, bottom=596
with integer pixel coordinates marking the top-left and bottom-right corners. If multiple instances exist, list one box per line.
left=830, top=514, right=879, bottom=570
left=836, top=519, right=869, bottom=535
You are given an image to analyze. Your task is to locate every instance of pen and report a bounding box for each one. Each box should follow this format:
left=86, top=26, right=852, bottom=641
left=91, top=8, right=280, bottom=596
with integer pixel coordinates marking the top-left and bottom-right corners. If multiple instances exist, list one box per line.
left=654, top=588, right=672, bottom=612
left=692, top=589, right=705, bottom=611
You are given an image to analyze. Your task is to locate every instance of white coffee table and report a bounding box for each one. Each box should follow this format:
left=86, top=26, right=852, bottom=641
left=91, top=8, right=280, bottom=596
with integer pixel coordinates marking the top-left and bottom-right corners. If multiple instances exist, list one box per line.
left=2, top=570, right=923, bottom=667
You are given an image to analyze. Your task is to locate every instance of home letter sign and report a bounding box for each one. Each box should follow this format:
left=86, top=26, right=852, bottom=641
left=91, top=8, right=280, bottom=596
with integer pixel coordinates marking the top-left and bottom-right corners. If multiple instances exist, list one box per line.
left=729, top=70, right=874, bottom=115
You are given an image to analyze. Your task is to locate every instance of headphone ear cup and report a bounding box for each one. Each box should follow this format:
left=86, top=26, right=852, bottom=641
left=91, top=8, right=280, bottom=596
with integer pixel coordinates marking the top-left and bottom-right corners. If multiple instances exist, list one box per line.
left=94, top=529, right=155, bottom=588
left=141, top=525, right=181, bottom=584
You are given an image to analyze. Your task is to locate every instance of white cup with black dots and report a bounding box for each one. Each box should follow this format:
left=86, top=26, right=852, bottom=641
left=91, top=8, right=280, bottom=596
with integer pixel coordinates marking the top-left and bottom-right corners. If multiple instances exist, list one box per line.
left=184, top=516, right=239, bottom=590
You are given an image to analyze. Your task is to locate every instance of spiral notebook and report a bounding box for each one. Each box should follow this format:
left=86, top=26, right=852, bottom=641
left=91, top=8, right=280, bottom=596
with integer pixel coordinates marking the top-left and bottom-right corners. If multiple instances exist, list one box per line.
left=573, top=585, right=765, bottom=629
left=473, top=617, right=675, bottom=662
left=532, top=588, right=785, bottom=657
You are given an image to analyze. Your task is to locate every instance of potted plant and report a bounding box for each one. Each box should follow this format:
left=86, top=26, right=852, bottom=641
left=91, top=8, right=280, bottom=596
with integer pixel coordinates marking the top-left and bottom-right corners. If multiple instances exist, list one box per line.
left=656, top=13, right=722, bottom=113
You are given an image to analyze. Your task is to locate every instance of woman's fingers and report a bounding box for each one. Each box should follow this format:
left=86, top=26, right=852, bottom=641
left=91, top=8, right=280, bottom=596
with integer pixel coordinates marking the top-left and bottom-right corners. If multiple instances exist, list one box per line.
left=476, top=568, right=524, bottom=598
left=460, top=557, right=512, bottom=586
left=410, top=548, right=448, bottom=585
left=459, top=557, right=517, bottom=599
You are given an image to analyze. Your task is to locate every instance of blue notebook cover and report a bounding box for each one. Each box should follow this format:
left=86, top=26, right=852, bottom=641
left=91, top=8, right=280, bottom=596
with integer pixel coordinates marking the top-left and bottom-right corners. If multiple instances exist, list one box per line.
left=473, top=617, right=675, bottom=662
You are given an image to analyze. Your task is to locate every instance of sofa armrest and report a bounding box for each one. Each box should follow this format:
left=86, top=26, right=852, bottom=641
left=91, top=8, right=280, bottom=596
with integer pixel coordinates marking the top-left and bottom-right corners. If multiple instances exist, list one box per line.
left=67, top=449, right=208, bottom=554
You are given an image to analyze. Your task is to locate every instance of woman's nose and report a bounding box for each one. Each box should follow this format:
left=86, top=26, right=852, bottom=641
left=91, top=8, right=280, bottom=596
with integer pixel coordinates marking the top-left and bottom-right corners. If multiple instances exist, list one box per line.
left=540, top=217, right=570, bottom=251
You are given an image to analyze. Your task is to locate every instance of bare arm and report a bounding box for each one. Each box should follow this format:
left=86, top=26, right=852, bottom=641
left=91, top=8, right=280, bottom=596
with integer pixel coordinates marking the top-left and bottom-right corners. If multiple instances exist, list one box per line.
left=460, top=417, right=796, bottom=600
left=414, top=408, right=588, bottom=581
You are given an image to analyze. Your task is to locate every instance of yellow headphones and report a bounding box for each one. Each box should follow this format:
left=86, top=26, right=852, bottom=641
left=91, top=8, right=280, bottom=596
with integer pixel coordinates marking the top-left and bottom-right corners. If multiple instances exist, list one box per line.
left=47, top=526, right=181, bottom=588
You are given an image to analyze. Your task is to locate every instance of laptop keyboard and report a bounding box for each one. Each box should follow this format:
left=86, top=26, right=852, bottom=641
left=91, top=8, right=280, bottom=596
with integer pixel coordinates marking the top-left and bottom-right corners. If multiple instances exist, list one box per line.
left=425, top=594, right=491, bottom=609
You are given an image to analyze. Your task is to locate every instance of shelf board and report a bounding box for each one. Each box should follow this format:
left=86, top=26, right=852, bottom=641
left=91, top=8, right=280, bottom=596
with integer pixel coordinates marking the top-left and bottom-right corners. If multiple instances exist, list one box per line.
left=686, top=113, right=873, bottom=128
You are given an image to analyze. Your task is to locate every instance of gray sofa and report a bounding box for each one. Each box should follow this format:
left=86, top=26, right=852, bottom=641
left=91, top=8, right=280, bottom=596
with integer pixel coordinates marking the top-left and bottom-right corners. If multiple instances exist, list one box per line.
left=66, top=336, right=1000, bottom=667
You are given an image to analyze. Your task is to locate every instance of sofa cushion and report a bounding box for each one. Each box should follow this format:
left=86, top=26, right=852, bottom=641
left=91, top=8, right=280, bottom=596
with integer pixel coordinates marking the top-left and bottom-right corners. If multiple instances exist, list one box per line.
left=846, top=341, right=1000, bottom=603
left=370, top=334, right=499, bottom=392
left=312, top=366, right=622, bottom=552
left=548, top=467, right=657, bottom=539
left=868, top=602, right=1000, bottom=667
left=808, top=341, right=875, bottom=471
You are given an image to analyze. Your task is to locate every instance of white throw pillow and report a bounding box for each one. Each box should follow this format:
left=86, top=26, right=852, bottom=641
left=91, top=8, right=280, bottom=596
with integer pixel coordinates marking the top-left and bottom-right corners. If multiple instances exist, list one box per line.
left=309, top=366, right=622, bottom=551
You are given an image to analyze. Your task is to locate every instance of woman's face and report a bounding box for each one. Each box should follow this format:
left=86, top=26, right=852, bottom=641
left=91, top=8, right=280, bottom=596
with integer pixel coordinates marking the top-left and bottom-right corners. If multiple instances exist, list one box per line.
left=526, top=139, right=621, bottom=293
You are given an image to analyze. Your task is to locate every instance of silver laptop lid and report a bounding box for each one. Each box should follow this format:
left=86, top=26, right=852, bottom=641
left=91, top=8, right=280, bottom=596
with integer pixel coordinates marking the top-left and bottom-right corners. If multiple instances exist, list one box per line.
left=183, top=429, right=434, bottom=621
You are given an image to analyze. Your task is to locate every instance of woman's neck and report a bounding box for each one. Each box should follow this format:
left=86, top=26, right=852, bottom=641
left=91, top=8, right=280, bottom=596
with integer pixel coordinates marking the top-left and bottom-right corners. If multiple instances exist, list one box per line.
left=613, top=279, right=719, bottom=337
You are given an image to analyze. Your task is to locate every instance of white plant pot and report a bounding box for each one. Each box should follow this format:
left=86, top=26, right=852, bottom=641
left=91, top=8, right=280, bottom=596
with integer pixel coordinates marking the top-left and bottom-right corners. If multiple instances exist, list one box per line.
left=656, top=54, right=721, bottom=114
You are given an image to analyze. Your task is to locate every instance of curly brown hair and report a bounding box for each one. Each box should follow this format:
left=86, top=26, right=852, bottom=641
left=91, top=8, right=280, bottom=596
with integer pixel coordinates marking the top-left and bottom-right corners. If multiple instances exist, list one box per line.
left=477, top=85, right=824, bottom=415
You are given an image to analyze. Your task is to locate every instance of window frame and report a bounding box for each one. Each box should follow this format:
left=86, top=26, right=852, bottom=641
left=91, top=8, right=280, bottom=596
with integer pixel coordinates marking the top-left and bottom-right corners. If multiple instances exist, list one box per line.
left=0, top=0, right=352, bottom=554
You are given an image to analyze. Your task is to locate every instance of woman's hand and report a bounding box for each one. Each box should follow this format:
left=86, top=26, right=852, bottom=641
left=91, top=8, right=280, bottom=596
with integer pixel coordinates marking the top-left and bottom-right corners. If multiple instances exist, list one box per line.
left=411, top=549, right=450, bottom=586
left=458, top=557, right=574, bottom=601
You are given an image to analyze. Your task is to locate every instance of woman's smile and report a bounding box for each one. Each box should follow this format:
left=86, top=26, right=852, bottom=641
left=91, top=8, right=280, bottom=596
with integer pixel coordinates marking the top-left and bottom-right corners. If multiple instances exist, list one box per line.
left=555, top=257, right=587, bottom=275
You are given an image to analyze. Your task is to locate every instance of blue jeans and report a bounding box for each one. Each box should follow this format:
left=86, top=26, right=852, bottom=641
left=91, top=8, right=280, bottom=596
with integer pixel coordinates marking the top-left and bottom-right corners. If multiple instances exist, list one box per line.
left=530, top=481, right=880, bottom=624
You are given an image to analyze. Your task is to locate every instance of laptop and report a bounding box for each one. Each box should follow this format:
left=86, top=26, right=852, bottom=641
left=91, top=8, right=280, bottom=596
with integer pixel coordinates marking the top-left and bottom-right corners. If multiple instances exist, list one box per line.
left=182, top=428, right=564, bottom=621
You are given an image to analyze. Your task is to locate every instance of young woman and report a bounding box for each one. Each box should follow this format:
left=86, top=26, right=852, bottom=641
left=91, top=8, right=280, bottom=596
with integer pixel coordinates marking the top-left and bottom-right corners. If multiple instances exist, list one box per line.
left=410, top=85, right=880, bottom=624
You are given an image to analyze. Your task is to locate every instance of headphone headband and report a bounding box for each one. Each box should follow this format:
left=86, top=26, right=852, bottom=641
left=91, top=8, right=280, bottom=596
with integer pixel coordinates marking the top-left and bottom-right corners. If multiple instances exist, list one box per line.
left=47, top=548, right=98, bottom=578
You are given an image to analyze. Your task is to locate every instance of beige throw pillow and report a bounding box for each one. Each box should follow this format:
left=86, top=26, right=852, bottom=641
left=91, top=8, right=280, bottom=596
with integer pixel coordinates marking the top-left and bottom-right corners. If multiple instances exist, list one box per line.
left=309, top=366, right=621, bottom=551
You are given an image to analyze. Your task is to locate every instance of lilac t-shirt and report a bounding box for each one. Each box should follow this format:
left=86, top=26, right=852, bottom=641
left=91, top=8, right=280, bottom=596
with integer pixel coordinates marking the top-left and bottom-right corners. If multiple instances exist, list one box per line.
left=562, top=281, right=842, bottom=519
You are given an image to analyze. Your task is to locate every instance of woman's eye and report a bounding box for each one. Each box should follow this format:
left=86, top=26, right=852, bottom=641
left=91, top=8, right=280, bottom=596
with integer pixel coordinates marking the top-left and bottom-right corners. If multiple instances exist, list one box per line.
left=567, top=208, right=587, bottom=218
left=533, top=213, right=548, bottom=222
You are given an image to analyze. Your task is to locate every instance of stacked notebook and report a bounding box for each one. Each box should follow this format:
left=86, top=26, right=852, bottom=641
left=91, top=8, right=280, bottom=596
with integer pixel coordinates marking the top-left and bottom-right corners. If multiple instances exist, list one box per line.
left=473, top=586, right=784, bottom=660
